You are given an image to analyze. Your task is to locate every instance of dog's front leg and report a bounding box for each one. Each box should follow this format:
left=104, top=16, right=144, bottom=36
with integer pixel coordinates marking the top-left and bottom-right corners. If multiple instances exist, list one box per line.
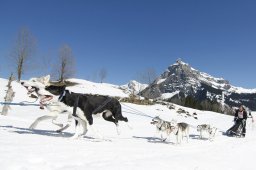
left=85, top=112, right=93, bottom=125
left=89, top=125, right=104, bottom=139
left=161, top=133, right=167, bottom=142
left=71, top=120, right=81, bottom=139
left=29, top=115, right=53, bottom=129
left=176, top=130, right=182, bottom=144
left=153, top=128, right=160, bottom=139
left=56, top=114, right=73, bottom=133
left=80, top=120, right=88, bottom=136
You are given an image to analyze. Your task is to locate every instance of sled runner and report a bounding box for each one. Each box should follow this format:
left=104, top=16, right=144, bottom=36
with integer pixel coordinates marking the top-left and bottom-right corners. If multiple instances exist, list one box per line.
left=226, top=119, right=245, bottom=137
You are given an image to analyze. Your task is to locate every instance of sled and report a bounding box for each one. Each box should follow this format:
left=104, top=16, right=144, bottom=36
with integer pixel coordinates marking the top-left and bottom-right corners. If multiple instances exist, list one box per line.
left=226, top=120, right=245, bottom=137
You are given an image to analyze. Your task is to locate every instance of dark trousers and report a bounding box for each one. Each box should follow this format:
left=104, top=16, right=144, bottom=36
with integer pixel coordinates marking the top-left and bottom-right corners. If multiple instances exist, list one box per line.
left=236, top=119, right=246, bottom=135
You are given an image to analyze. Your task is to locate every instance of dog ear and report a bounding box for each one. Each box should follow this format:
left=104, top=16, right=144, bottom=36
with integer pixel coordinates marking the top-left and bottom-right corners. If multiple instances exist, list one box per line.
left=43, top=75, right=50, bottom=85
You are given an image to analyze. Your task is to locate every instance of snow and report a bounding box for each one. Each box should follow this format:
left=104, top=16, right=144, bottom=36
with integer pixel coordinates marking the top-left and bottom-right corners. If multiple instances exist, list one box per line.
left=1, top=77, right=256, bottom=170
left=160, top=91, right=180, bottom=100
left=120, top=80, right=148, bottom=95
left=66, top=78, right=129, bottom=97
left=198, top=69, right=256, bottom=94
left=229, top=86, right=256, bottom=94
left=156, top=78, right=166, bottom=84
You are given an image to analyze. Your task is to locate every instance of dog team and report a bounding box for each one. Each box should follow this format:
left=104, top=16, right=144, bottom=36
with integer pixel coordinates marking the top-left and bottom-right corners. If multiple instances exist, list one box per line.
left=20, top=75, right=218, bottom=144
left=150, top=116, right=218, bottom=144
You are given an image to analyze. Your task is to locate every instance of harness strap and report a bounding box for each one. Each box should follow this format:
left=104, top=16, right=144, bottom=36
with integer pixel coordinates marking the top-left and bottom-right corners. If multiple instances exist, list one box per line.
left=92, top=97, right=112, bottom=115
left=0, top=102, right=40, bottom=106
left=158, top=121, right=164, bottom=130
left=58, top=90, right=66, bottom=102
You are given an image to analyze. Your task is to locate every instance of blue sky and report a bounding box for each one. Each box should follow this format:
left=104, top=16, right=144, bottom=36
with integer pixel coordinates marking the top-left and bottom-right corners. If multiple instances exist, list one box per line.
left=0, top=0, right=256, bottom=88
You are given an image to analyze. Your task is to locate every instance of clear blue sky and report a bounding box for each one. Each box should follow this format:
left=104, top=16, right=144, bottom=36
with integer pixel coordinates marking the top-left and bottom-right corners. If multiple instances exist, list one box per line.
left=0, top=0, right=256, bottom=88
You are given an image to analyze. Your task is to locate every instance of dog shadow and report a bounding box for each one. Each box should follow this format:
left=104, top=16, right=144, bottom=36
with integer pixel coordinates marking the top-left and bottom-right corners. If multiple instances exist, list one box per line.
left=189, top=134, right=211, bottom=141
left=0, top=125, right=73, bottom=138
left=132, top=136, right=175, bottom=145
left=81, top=136, right=112, bottom=142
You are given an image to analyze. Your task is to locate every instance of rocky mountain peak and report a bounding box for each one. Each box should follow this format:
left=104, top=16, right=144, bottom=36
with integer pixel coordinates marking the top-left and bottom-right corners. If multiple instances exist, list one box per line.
left=140, top=59, right=256, bottom=112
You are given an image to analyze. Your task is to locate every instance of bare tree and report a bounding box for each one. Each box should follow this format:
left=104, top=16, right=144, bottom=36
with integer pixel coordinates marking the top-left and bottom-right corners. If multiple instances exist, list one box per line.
left=1, top=73, right=15, bottom=116
left=99, top=68, right=107, bottom=83
left=138, top=67, right=158, bottom=84
left=56, top=44, right=76, bottom=82
left=10, top=27, right=36, bottom=82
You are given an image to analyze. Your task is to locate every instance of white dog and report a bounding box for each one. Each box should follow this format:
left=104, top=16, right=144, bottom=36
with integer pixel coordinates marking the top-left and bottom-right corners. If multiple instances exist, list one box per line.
left=21, top=75, right=73, bottom=133
left=197, top=124, right=217, bottom=141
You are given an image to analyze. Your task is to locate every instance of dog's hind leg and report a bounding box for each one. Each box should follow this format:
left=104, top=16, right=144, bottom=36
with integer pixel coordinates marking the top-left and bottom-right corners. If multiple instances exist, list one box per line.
left=29, top=115, right=54, bottom=129
left=102, top=111, right=121, bottom=135
left=115, top=123, right=121, bottom=135
left=102, top=111, right=116, bottom=124
left=89, top=125, right=104, bottom=139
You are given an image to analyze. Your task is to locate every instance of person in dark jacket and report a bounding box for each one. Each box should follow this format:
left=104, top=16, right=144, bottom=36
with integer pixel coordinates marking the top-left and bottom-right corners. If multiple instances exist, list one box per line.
left=233, top=105, right=247, bottom=137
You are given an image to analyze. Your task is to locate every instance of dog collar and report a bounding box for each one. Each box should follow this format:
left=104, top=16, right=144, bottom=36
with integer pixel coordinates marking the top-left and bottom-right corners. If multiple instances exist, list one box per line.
left=58, top=90, right=66, bottom=101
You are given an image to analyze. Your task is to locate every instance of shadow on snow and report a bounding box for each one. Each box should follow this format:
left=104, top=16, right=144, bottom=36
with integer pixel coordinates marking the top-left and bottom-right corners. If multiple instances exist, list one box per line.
left=0, top=125, right=73, bottom=138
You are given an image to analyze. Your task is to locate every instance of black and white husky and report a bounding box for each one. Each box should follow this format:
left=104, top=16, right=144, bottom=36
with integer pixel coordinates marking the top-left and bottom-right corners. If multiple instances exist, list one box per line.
left=49, top=86, right=129, bottom=138
left=197, top=124, right=217, bottom=141
left=151, top=116, right=190, bottom=144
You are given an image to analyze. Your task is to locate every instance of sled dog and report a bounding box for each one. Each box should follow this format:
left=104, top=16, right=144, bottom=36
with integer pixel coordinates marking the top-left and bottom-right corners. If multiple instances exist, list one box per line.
left=170, top=122, right=190, bottom=144
left=150, top=116, right=174, bottom=141
left=47, top=85, right=128, bottom=138
left=197, top=124, right=217, bottom=141
left=151, top=116, right=189, bottom=144
left=21, top=76, right=73, bottom=133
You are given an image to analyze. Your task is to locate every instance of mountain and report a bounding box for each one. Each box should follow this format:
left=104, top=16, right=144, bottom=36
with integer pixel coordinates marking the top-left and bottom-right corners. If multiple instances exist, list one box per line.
left=140, top=59, right=256, bottom=112
left=120, top=80, right=148, bottom=95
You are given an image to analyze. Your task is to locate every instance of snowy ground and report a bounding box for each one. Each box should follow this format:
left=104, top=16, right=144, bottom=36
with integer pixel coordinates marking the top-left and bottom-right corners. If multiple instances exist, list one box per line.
left=1, top=78, right=256, bottom=170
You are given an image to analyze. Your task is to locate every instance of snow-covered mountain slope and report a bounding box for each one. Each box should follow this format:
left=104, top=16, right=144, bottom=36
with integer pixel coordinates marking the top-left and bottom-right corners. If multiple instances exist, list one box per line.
left=66, top=78, right=129, bottom=97
left=56, top=78, right=146, bottom=98
left=140, top=60, right=256, bottom=111
left=1, top=77, right=256, bottom=170
left=120, top=80, right=148, bottom=95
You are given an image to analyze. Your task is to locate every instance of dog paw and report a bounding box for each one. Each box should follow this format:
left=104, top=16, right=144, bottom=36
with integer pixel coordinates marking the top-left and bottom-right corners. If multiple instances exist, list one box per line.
left=56, top=129, right=62, bottom=133
left=89, top=119, right=93, bottom=125
left=162, top=138, right=167, bottom=142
